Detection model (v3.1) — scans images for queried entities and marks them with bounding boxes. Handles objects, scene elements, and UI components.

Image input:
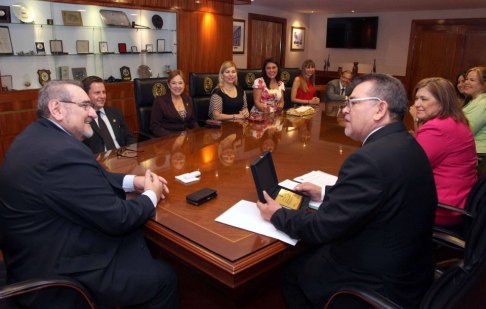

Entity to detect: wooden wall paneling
[0,111,37,159]
[177,10,233,74]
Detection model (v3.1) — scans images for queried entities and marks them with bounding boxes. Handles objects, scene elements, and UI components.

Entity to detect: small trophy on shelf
[164,65,171,75]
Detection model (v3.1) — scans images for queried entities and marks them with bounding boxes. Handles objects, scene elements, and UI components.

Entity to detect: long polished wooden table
[97,104,360,308]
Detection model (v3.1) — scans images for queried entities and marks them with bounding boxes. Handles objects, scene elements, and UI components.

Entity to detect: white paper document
[294,170,338,188]
[215,200,298,246]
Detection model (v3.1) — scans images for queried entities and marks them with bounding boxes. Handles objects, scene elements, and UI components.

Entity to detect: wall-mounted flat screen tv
[326,17,379,49]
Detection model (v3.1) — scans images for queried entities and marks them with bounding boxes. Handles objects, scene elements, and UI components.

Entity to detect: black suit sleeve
[271,150,385,244]
[43,147,155,236]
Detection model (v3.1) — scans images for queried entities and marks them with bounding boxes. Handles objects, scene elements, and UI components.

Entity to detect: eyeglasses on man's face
[344,97,382,111]
[60,100,94,111]
[117,147,144,158]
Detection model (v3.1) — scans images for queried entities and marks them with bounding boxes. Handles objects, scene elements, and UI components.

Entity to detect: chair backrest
[133,78,168,141]
[420,202,486,309]
[279,68,300,108]
[188,72,219,125]
[237,69,262,112]
[463,175,486,238]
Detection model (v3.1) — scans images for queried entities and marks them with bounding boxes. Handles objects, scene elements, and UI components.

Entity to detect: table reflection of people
[150,70,199,137]
[218,134,237,166]
[209,60,249,121]
[169,133,195,174]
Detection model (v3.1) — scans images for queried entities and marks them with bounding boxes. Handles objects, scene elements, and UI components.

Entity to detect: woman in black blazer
[150,70,199,137]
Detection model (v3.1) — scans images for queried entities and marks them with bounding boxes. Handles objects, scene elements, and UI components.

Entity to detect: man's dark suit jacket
[271,122,437,309]
[324,78,354,102]
[150,93,199,137]
[0,117,158,308]
[83,106,136,154]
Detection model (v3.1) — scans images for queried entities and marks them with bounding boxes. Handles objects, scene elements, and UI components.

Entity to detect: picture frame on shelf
[0,26,13,55]
[99,41,108,53]
[0,6,11,23]
[71,67,87,81]
[157,39,165,52]
[118,43,127,53]
[233,19,245,54]
[35,42,45,55]
[62,11,83,26]
[1,75,13,91]
[291,26,305,51]
[131,46,138,53]
[49,40,64,54]
[146,44,153,52]
[76,40,90,54]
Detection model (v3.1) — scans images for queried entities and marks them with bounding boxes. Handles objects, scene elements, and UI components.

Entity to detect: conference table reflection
[97,103,360,307]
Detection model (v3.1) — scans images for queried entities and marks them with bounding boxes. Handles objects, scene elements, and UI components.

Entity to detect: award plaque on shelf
[35,42,45,55]
[120,66,131,81]
[1,75,13,91]
[146,44,153,52]
[118,43,127,53]
[71,67,87,81]
[76,40,90,54]
[50,40,64,54]
[100,10,130,28]
[99,41,108,53]
[37,69,51,86]
[59,66,69,80]
[131,46,138,53]
[0,26,13,54]
[0,6,11,23]
[157,39,165,52]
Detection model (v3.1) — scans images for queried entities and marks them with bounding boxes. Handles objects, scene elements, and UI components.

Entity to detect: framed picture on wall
[233,19,245,54]
[291,26,305,51]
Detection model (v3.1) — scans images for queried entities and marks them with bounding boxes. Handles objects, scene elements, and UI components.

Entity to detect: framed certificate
[62,11,83,26]
[131,46,138,53]
[99,41,108,53]
[146,44,153,52]
[157,39,165,52]
[50,40,63,54]
[76,40,89,54]
[0,26,13,55]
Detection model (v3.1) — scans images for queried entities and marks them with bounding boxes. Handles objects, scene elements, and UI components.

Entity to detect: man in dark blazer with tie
[324,70,355,102]
[0,80,178,308]
[82,76,136,154]
[257,74,437,309]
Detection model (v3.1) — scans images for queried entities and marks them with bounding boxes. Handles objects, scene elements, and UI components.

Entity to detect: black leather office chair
[323,195,486,309]
[0,230,98,309]
[433,174,486,251]
[188,72,219,126]
[237,69,262,112]
[133,77,169,141]
[279,68,300,109]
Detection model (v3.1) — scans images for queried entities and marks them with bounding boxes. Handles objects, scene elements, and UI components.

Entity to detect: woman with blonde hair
[209,60,249,121]
[463,66,486,155]
[291,59,320,105]
[410,77,477,226]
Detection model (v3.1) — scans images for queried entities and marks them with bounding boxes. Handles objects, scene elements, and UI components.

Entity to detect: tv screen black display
[326,17,379,49]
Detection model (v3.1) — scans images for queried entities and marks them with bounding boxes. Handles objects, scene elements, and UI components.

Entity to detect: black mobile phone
[186,188,217,206]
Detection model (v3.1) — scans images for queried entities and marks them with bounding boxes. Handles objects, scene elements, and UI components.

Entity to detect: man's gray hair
[351,74,408,121]
[37,80,83,118]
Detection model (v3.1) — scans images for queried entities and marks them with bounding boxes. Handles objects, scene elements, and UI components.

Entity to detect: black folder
[251,151,309,210]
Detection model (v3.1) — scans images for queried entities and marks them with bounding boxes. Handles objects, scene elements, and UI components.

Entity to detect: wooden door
[454,24,486,74]
[248,14,286,69]
[406,24,459,97]
[406,18,486,98]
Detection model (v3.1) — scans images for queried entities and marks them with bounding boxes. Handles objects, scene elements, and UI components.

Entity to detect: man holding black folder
[257,74,437,309]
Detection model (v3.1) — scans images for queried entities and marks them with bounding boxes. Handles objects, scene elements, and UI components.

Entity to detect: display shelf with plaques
[0,0,177,90]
